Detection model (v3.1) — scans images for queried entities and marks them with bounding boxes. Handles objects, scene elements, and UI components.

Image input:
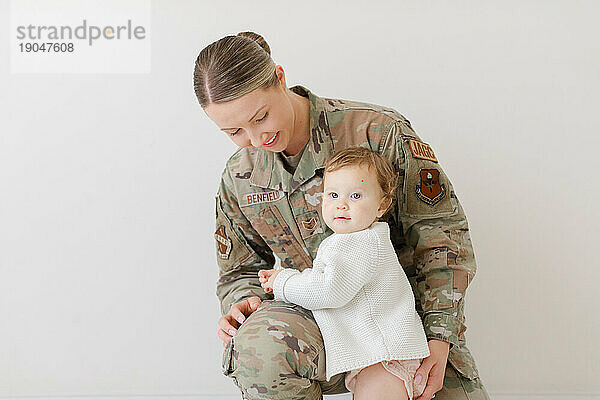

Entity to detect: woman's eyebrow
[221,105,266,130]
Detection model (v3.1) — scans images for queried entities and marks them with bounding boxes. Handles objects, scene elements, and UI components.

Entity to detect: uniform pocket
[252,205,313,270]
[215,196,252,274]
[221,337,235,376]
[447,343,480,380]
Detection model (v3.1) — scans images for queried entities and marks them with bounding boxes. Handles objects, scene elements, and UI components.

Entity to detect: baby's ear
[377,197,392,217]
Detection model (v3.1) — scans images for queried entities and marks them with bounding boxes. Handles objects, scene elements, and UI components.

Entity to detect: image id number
[19,42,74,53]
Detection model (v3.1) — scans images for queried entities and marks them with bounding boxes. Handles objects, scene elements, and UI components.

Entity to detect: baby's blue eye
[350,193,361,200]
[329,192,338,199]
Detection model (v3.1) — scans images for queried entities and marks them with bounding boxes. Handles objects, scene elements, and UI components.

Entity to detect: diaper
[344,359,426,399]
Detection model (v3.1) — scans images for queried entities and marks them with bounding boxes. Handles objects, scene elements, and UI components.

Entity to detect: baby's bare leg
[353,362,409,400]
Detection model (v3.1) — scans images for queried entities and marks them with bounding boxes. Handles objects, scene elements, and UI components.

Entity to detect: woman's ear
[377,197,392,218]
[275,65,286,88]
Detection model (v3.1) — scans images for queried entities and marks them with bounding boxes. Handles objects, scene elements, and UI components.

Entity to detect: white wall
[1,0,598,398]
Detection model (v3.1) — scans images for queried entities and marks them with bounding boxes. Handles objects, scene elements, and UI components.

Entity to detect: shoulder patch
[215,225,232,259]
[416,169,446,206]
[408,138,438,163]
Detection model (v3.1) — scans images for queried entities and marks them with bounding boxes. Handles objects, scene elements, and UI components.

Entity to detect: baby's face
[322,164,387,234]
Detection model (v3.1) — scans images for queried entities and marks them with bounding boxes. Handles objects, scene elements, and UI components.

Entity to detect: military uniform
[215,85,490,400]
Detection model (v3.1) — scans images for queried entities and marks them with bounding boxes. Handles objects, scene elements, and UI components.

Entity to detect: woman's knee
[229,300,324,384]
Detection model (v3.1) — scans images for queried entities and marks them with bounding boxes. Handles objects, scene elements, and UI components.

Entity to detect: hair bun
[237,31,271,56]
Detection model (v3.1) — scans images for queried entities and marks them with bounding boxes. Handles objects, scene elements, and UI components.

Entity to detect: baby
[259,146,431,400]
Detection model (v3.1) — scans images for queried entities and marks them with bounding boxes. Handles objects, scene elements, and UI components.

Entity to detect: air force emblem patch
[416,169,446,206]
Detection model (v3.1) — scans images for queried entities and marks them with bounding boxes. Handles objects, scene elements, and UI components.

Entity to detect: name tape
[408,139,438,163]
[240,190,283,207]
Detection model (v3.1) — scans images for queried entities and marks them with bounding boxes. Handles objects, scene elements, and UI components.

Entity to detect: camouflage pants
[221,300,490,400]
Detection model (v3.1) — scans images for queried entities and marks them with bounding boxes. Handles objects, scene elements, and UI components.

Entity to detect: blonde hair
[324,146,398,214]
[193,31,280,107]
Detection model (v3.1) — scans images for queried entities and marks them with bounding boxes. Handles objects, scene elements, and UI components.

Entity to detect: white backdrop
[1,0,599,399]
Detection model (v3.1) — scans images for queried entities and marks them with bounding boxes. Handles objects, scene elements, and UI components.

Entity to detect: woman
[194,31,490,400]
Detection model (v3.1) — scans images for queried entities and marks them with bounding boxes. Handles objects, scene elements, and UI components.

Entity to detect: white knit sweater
[272,222,431,381]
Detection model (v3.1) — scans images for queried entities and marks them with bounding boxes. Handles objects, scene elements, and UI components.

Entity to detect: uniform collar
[250,85,334,193]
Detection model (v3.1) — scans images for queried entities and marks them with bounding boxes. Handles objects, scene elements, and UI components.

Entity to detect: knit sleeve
[272,230,377,310]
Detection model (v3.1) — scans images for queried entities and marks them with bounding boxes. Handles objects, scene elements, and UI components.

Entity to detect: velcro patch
[408,139,438,163]
[215,225,232,259]
[416,169,446,206]
[240,190,284,207]
[302,217,317,231]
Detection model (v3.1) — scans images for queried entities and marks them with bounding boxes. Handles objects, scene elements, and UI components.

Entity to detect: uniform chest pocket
[251,205,313,271]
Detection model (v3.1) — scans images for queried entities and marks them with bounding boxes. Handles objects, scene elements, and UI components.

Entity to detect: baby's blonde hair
[324,146,398,214]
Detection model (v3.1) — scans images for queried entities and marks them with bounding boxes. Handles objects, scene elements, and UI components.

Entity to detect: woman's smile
[263,131,280,147]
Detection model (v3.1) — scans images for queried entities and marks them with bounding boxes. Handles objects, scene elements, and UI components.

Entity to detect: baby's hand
[258,269,281,294]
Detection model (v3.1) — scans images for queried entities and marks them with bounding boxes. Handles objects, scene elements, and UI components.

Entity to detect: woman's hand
[414,339,451,400]
[217,296,262,347]
[258,269,282,294]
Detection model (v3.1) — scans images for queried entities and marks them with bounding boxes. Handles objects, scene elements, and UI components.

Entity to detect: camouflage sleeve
[380,118,477,350]
[215,169,275,316]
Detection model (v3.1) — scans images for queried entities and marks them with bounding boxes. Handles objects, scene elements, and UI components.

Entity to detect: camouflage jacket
[214,85,481,380]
